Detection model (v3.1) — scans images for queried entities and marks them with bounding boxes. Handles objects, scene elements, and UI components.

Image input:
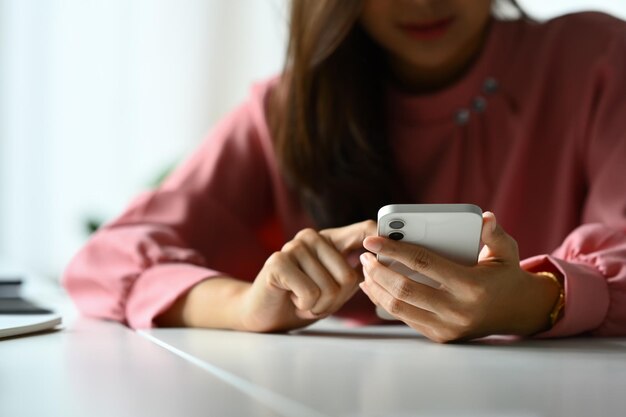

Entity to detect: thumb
[320,219,377,253]
[480,212,519,262]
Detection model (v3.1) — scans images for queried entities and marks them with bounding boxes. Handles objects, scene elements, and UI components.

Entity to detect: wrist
[510,270,563,336]
[535,271,565,328]
[157,277,251,330]
[203,277,251,331]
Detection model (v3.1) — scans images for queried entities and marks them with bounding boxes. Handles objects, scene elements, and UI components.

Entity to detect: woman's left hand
[359,212,561,343]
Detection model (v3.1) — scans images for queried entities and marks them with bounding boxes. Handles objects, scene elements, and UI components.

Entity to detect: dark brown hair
[270,0,524,229]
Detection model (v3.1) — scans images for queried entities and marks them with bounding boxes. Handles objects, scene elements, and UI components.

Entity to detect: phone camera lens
[388,231,404,241]
[389,220,405,229]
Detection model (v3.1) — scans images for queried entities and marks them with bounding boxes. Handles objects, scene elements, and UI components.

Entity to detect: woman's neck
[388,20,492,94]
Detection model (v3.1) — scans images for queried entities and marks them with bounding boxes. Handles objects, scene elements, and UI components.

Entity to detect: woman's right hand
[238,220,376,332]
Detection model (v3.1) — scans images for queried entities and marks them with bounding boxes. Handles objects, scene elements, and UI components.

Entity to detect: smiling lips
[399,17,455,40]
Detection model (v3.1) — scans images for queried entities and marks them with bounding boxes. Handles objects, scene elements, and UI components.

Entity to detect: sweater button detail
[455,108,470,125]
[472,96,487,112]
[483,77,499,95]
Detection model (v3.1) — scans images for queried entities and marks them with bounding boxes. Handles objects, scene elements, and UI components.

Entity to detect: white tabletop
[0,260,284,417]
[141,320,626,417]
[0,316,291,417]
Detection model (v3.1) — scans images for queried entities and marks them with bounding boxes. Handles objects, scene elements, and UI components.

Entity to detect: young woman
[63,0,626,342]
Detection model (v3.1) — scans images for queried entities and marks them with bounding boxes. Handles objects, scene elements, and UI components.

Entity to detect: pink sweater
[64,13,626,337]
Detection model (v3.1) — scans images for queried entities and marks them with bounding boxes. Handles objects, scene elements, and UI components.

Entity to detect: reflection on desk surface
[140,319,626,417]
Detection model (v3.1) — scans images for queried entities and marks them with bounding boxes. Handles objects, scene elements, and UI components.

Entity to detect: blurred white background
[1,0,625,279]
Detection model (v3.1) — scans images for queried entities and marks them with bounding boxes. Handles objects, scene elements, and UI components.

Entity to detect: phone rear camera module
[389,220,405,229]
[388,231,404,241]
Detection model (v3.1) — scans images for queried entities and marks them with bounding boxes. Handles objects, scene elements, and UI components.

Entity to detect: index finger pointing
[362,236,464,287]
[320,219,377,253]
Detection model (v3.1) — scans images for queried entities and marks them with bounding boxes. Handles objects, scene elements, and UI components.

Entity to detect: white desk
[0,316,294,417]
[2,262,626,417]
[0,265,283,417]
[141,321,626,417]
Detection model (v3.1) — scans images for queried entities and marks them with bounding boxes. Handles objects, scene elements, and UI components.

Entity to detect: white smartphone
[375,204,483,320]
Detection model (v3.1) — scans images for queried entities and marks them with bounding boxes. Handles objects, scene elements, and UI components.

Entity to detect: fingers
[362,235,464,288]
[264,252,322,312]
[479,212,519,262]
[359,254,479,344]
[282,238,343,314]
[274,227,362,316]
[360,252,443,313]
[359,265,440,329]
[294,228,359,289]
[291,263,337,316]
[320,219,376,253]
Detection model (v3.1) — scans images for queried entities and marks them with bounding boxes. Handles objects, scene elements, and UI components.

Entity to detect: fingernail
[484,211,496,233]
[363,237,382,252]
[360,252,371,266]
